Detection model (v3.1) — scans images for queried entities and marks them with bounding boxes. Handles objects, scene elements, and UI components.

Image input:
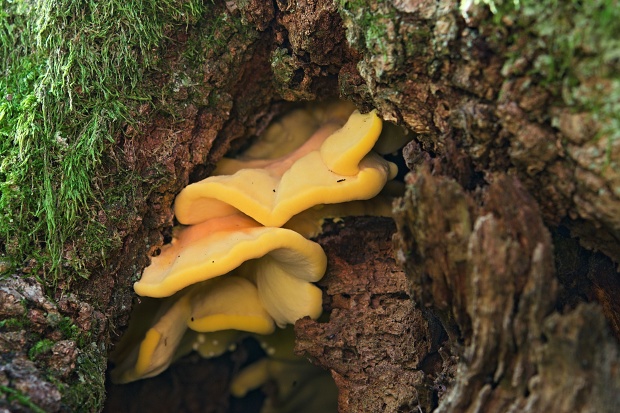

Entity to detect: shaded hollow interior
[103,101,413,412]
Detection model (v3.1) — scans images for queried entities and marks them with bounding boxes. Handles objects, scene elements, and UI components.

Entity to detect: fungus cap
[232,360,338,413]
[241,100,355,161]
[178,329,246,360]
[230,326,314,398]
[110,295,191,384]
[174,110,397,227]
[252,255,324,327]
[187,276,275,335]
[134,214,327,298]
[319,109,383,175]
[283,194,396,238]
[109,280,272,384]
[373,121,411,155]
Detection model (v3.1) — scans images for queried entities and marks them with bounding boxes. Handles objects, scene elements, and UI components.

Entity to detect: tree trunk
[1,0,619,412]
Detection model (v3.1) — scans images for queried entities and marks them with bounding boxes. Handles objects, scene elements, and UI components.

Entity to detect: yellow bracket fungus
[112,104,406,391]
[110,295,191,383]
[249,256,323,327]
[134,214,327,299]
[231,327,338,413]
[373,121,411,155]
[284,192,398,238]
[111,301,250,384]
[176,329,246,360]
[318,109,382,175]
[187,276,275,335]
[240,101,356,160]
[174,110,398,227]
[114,214,327,383]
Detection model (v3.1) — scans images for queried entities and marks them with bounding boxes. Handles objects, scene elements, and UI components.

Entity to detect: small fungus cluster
[231,326,338,413]
[110,101,404,406]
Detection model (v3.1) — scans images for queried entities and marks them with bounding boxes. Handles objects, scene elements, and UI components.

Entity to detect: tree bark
[1,0,619,412]
[394,169,620,412]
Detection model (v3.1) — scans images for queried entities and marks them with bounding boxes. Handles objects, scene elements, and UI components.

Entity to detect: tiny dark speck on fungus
[337,179,346,182]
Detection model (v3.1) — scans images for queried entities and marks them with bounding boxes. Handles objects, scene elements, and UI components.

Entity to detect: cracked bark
[394,168,620,412]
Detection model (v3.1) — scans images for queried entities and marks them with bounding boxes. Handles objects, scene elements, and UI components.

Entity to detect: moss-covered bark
[1,0,619,411]
[2,0,269,410]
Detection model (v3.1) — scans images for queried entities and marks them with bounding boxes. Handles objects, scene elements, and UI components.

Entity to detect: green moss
[337,0,400,76]
[270,47,297,86]
[0,0,259,284]
[28,338,55,360]
[476,0,620,157]
[0,385,47,413]
[57,315,80,338]
[0,0,212,282]
[59,342,106,412]
[0,298,106,409]
[337,0,392,48]
[180,7,256,108]
[464,0,520,15]
[183,9,250,65]
[0,317,26,330]
[1,3,259,409]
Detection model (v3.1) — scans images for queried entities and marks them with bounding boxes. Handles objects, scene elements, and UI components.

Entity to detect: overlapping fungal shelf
[110,101,405,411]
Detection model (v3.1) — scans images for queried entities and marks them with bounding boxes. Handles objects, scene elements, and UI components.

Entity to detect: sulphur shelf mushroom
[111,303,249,384]
[109,294,191,383]
[283,190,399,238]
[174,110,398,227]
[177,329,246,360]
[187,276,275,334]
[112,103,406,389]
[114,214,327,383]
[240,100,356,160]
[134,213,327,299]
[112,220,326,383]
[231,327,338,413]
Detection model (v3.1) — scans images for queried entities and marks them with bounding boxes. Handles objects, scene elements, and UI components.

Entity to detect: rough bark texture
[394,168,620,412]
[1,276,107,411]
[296,218,434,413]
[2,0,619,412]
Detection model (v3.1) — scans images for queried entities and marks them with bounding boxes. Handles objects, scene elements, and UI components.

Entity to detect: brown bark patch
[295,217,435,412]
